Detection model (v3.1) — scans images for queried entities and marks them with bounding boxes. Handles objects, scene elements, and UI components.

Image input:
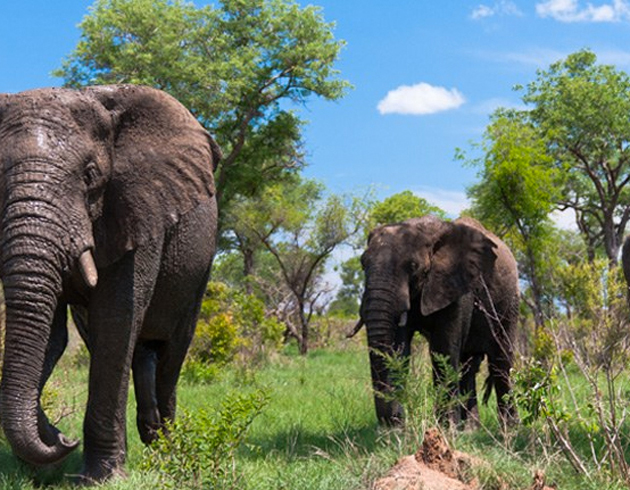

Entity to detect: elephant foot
[460,414,481,432]
[137,408,163,445]
[77,451,127,486]
[74,463,127,486]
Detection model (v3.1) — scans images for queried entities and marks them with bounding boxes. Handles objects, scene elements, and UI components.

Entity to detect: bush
[184,282,284,382]
[512,260,630,483]
[142,388,270,490]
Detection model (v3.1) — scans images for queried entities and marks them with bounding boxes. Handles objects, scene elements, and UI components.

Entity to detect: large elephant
[355,215,519,427]
[0,85,220,482]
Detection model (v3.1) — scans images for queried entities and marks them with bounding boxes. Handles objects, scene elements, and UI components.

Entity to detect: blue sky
[2,1,630,216]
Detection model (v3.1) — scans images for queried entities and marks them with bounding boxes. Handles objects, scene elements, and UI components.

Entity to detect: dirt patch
[372,428,555,490]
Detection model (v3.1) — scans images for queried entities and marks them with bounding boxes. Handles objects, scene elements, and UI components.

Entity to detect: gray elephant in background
[353,215,519,427]
[0,85,221,483]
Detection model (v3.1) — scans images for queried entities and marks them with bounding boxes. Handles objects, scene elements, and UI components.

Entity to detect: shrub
[142,388,270,490]
[184,282,284,383]
[512,260,630,483]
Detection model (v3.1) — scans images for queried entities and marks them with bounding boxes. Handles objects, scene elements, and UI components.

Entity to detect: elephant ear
[85,85,221,266]
[421,222,497,316]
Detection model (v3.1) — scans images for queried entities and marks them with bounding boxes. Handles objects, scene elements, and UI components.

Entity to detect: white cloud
[471,1,523,19]
[472,5,495,19]
[377,83,465,116]
[536,0,630,22]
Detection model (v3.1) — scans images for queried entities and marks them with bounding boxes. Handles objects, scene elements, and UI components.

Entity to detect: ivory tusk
[79,250,98,289]
[346,318,365,338]
[398,311,408,327]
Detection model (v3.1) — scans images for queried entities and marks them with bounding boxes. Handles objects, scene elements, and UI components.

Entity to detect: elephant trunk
[363,283,408,425]
[0,197,79,465]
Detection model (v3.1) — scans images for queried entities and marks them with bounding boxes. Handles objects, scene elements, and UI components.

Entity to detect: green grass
[2,340,630,489]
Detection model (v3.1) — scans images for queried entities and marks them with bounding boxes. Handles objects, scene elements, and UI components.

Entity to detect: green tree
[55,0,350,223]
[464,109,563,328]
[522,49,630,264]
[228,177,367,354]
[368,190,446,232]
[327,255,362,317]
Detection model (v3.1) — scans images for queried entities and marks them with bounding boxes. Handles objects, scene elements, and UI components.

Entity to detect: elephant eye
[84,161,100,187]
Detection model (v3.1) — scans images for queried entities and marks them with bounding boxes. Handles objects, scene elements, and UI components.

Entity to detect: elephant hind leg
[154,320,198,426]
[132,340,163,445]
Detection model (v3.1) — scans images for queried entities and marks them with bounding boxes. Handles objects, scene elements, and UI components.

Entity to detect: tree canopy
[222,176,368,353]
[522,49,630,263]
[55,0,350,219]
[368,190,446,231]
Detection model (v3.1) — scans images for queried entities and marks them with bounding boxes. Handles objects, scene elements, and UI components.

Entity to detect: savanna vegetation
[2,0,630,488]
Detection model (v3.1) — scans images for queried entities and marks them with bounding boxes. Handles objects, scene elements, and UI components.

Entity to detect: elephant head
[358,215,497,425]
[0,85,220,466]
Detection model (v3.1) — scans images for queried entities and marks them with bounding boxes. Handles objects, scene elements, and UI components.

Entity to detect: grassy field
[1,338,630,489]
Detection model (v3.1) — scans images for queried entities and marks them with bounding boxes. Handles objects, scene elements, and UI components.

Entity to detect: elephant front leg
[428,303,469,427]
[459,353,483,429]
[81,249,160,483]
[429,350,460,427]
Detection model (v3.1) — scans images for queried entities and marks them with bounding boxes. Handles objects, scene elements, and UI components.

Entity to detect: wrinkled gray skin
[358,216,519,427]
[0,85,220,483]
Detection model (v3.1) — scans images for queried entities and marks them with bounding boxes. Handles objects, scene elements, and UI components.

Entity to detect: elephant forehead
[368,227,407,249]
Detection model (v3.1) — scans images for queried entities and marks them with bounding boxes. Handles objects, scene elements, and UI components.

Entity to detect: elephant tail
[482,374,494,405]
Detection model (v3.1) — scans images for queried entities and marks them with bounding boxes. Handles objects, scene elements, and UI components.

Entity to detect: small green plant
[185,282,285,380]
[512,356,567,426]
[181,358,222,384]
[142,388,270,490]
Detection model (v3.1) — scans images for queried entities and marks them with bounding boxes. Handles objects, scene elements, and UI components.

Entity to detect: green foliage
[511,259,630,483]
[142,389,269,489]
[521,49,630,262]
[465,109,560,235]
[555,259,630,368]
[56,0,350,219]
[184,281,284,382]
[327,256,363,318]
[513,357,566,426]
[368,190,446,230]
[225,176,368,354]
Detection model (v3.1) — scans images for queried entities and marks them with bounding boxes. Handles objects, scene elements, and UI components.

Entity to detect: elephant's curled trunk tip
[1,416,80,467]
[79,249,98,289]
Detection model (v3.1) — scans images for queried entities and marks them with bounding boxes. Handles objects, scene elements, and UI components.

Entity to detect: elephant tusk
[346,319,364,338]
[79,250,98,289]
[398,311,408,327]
